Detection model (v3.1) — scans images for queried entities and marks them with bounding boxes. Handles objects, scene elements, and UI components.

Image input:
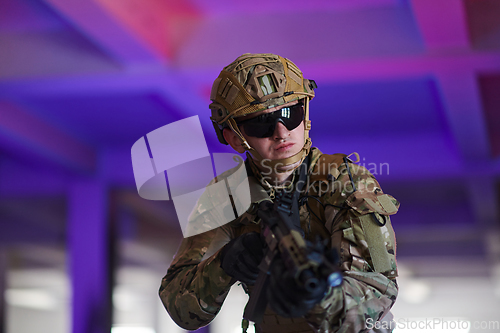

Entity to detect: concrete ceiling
[1,0,500,272]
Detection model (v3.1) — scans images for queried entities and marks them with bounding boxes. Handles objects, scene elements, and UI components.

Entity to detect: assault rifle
[243,189,343,324]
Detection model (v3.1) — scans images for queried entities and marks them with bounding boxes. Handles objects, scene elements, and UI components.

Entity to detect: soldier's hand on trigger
[220,232,265,285]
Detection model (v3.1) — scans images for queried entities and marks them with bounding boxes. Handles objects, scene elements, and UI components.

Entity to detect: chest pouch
[346,188,399,279]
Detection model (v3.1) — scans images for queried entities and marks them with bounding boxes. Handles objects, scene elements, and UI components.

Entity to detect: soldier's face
[239,101,305,162]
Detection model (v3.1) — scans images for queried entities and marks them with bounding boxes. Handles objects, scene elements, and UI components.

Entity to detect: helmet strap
[227,118,252,151]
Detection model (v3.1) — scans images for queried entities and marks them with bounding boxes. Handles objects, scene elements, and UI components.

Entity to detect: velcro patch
[378,194,398,215]
[346,192,399,216]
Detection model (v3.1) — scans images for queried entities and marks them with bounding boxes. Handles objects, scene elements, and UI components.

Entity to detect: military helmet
[209,53,317,170]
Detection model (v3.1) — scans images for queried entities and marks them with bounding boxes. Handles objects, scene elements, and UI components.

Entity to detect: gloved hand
[220,232,265,285]
[267,257,328,318]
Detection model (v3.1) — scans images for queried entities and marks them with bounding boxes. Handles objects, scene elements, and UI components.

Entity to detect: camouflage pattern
[209,53,315,127]
[159,147,399,333]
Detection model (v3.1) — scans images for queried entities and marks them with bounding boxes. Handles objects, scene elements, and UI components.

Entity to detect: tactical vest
[228,152,398,333]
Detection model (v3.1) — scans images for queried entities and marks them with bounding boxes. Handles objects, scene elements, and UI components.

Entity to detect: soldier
[159,53,399,333]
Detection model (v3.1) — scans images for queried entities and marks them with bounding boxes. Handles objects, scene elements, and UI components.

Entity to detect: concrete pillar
[68,180,112,333]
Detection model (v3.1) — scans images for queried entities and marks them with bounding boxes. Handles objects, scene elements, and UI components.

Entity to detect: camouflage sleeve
[159,222,234,330]
[306,162,399,333]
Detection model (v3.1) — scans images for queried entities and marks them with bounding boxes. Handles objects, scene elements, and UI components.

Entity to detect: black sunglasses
[236,103,305,138]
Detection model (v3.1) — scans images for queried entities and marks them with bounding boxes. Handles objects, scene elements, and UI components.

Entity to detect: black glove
[220,232,265,285]
[267,257,328,318]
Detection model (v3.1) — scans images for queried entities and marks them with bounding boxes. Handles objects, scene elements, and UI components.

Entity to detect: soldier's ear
[223,128,245,154]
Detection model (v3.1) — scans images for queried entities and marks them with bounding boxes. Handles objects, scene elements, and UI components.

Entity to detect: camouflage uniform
[159,147,399,333]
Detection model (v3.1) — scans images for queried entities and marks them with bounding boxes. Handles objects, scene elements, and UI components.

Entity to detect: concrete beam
[0,70,219,149]
[302,50,500,84]
[436,70,500,230]
[436,70,490,160]
[410,0,470,50]
[95,0,200,60]
[409,0,500,233]
[42,0,164,64]
[0,69,207,116]
[0,101,96,173]
[2,51,500,97]
[194,0,397,15]
[43,0,200,64]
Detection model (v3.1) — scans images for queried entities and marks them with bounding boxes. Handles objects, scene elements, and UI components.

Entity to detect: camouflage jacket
[159,148,399,333]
